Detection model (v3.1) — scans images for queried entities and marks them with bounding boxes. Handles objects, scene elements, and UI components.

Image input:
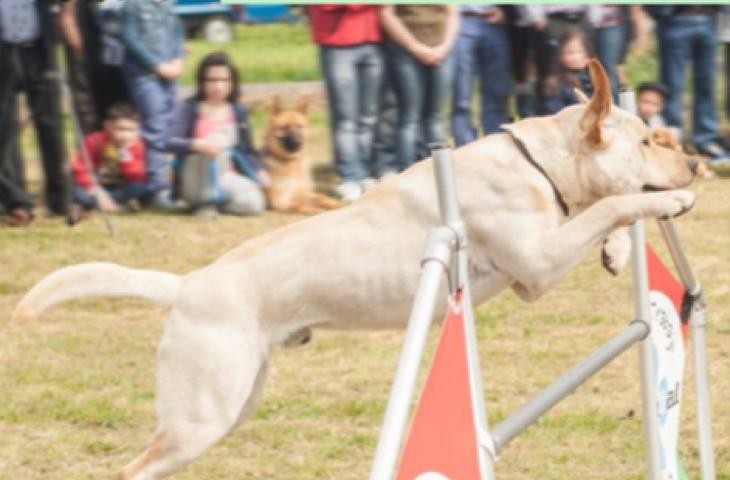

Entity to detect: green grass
[183,23,320,84]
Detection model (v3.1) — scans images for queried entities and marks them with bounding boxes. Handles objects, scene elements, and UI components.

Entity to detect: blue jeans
[320,44,383,182]
[451,17,510,145]
[657,15,719,147]
[596,23,626,103]
[387,42,453,170]
[127,76,177,195]
[73,182,147,209]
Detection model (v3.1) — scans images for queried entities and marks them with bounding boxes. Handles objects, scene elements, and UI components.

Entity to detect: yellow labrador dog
[9,60,696,480]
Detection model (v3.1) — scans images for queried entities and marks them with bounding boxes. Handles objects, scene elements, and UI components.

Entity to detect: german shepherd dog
[263,95,341,214]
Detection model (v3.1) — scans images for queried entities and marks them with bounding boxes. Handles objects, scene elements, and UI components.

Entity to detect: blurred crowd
[1,2,729,226]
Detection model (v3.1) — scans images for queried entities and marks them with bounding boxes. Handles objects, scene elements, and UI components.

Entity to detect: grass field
[2,24,729,480]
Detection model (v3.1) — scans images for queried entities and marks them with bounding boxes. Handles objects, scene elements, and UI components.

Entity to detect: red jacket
[307,5,382,46]
[72,131,146,189]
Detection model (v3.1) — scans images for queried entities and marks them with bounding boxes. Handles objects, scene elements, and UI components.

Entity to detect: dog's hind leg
[118,317,268,480]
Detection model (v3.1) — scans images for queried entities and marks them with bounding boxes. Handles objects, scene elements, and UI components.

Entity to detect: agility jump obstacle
[369,91,715,480]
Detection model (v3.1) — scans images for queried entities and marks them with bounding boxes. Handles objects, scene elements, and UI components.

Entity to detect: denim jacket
[120,0,184,80]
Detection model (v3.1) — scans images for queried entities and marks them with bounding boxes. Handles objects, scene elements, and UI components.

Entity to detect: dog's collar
[509,134,570,217]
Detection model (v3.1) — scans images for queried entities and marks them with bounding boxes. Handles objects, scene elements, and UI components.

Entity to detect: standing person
[0,0,71,222]
[166,52,268,219]
[120,0,185,206]
[307,5,383,203]
[648,5,730,170]
[382,5,459,170]
[59,0,129,134]
[451,5,510,146]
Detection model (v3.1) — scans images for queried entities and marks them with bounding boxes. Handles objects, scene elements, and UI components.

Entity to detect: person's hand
[193,139,224,158]
[257,170,272,188]
[534,18,547,31]
[92,187,120,213]
[484,7,505,24]
[413,44,444,66]
[156,60,184,81]
[168,58,185,78]
[629,16,652,56]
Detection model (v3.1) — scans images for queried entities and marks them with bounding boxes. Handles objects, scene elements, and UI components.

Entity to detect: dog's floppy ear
[271,95,283,116]
[296,95,311,115]
[580,59,612,146]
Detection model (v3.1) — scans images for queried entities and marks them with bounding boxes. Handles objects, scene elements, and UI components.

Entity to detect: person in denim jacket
[120,0,185,206]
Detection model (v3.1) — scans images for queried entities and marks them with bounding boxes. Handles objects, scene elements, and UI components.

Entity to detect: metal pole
[657,220,698,293]
[658,219,715,479]
[433,143,496,479]
[490,320,650,453]
[630,221,662,480]
[621,88,662,480]
[690,307,716,480]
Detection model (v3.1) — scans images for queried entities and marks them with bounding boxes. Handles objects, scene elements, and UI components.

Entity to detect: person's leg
[127,76,173,196]
[355,44,384,178]
[0,62,33,212]
[218,173,266,216]
[22,43,70,215]
[691,15,719,148]
[451,20,478,145]
[477,22,511,134]
[320,46,368,183]
[371,69,399,177]
[108,181,147,205]
[595,23,626,103]
[65,46,100,134]
[657,17,692,133]
[423,53,454,150]
[73,186,97,210]
[388,42,426,170]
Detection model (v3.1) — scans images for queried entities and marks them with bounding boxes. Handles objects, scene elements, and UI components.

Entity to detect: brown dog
[650,127,713,179]
[263,95,341,214]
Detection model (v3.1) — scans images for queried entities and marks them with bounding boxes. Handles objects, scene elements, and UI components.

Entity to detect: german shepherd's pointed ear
[580,59,612,146]
[296,95,311,115]
[271,95,283,116]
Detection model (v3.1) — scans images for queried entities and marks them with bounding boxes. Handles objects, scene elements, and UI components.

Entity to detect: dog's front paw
[657,190,696,219]
[601,227,631,276]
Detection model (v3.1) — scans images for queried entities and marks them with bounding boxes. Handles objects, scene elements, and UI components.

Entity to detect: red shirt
[307,5,382,46]
[72,131,146,189]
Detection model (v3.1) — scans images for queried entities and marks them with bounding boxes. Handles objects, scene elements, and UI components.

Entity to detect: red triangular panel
[646,244,688,339]
[396,301,481,480]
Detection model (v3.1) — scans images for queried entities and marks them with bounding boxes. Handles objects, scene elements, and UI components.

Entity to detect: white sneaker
[360,177,378,193]
[379,171,398,182]
[335,181,363,203]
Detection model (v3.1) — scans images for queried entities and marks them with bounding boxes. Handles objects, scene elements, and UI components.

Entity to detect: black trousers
[0,41,70,214]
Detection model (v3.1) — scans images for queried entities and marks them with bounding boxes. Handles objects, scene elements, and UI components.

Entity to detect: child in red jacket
[72,104,147,212]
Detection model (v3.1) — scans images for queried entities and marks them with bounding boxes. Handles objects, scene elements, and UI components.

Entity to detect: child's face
[202,65,233,103]
[637,90,665,121]
[106,118,140,148]
[560,38,589,70]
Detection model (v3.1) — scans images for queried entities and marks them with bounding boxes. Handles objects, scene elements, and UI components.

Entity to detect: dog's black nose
[687,157,698,175]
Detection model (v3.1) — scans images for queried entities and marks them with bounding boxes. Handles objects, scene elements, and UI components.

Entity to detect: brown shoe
[7,208,33,227]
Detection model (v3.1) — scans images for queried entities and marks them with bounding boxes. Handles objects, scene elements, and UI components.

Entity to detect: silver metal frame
[369,93,715,479]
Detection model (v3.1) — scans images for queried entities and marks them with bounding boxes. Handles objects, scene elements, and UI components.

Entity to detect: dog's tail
[9,262,181,327]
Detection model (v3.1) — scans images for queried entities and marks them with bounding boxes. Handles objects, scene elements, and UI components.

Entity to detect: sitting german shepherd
[263,95,341,214]
[10,61,696,479]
